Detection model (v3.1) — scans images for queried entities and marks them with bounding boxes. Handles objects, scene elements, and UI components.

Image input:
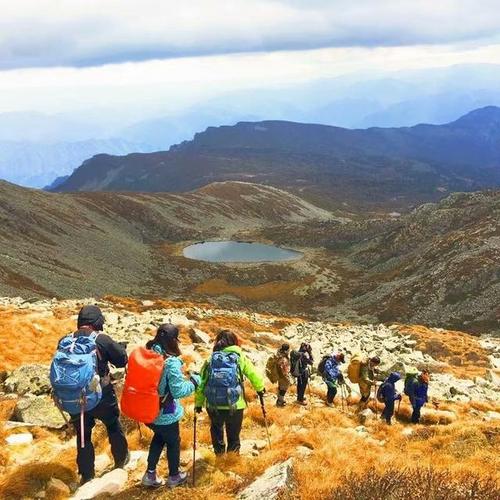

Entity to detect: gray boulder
[188,328,211,344]
[237,458,294,500]
[4,364,51,396]
[14,396,67,429]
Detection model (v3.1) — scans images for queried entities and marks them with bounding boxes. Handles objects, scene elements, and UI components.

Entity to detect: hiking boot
[142,470,165,488]
[115,451,130,469]
[326,402,334,408]
[276,400,286,407]
[80,475,94,486]
[296,400,307,406]
[167,471,188,488]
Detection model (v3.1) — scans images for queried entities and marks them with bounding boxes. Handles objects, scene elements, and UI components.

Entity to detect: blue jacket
[380,372,401,403]
[324,357,341,384]
[152,345,197,426]
[409,378,429,408]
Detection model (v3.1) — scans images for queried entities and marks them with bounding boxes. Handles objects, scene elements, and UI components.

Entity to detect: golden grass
[0,308,74,371]
[400,324,491,378]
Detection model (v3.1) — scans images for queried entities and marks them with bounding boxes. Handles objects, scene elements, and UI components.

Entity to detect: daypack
[290,350,301,378]
[347,354,363,383]
[205,351,242,408]
[266,354,279,383]
[121,347,166,424]
[404,372,418,396]
[317,355,331,378]
[50,332,102,415]
[377,383,387,403]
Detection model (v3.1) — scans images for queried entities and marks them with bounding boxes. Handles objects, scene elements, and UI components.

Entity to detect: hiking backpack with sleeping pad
[205,351,242,408]
[347,354,363,383]
[50,332,102,415]
[317,355,331,378]
[266,354,279,383]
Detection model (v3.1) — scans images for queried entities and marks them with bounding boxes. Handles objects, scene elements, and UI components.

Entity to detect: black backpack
[317,355,331,377]
[290,350,301,378]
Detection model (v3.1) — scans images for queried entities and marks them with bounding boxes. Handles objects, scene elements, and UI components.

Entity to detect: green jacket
[195,345,265,410]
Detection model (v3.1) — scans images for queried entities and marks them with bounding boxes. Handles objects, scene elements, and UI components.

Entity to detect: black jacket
[60,329,128,378]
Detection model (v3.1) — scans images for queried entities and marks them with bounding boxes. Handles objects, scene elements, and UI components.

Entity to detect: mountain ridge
[54,106,500,211]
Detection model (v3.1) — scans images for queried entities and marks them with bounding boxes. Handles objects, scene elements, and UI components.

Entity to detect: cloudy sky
[1,0,500,116]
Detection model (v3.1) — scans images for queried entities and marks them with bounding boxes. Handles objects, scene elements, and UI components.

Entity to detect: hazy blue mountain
[0,138,154,188]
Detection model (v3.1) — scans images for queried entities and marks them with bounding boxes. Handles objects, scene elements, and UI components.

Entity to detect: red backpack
[121,347,165,423]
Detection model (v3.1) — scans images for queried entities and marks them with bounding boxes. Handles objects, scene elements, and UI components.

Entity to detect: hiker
[195,330,265,455]
[357,356,381,410]
[378,372,402,424]
[290,343,313,405]
[51,305,129,485]
[140,324,200,488]
[275,343,292,407]
[320,352,346,407]
[406,370,430,424]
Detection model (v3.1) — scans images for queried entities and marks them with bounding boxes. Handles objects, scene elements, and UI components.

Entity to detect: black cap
[370,356,381,365]
[280,343,290,351]
[77,305,105,331]
[158,324,179,340]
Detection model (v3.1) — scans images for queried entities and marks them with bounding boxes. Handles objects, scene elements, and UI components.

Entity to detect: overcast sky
[1,0,500,115]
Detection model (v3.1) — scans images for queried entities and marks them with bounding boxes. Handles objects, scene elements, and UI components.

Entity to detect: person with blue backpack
[50,305,128,485]
[406,370,430,423]
[195,330,265,455]
[319,352,346,407]
[141,324,200,489]
[378,372,402,425]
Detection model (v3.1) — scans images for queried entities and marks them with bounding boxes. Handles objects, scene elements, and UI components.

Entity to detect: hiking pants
[146,422,180,476]
[411,402,422,423]
[358,380,372,402]
[382,400,395,424]
[296,372,309,402]
[326,383,337,404]
[70,386,128,481]
[207,408,244,455]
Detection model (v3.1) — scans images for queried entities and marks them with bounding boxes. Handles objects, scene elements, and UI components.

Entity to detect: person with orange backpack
[122,324,199,489]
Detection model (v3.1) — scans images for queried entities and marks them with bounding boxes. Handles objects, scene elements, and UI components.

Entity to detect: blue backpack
[50,333,102,415]
[205,351,242,408]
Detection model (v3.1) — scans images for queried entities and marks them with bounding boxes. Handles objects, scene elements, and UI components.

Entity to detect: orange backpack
[120,347,165,424]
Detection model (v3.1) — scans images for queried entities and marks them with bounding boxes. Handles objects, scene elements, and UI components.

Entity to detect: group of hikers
[49,305,431,489]
[266,343,430,426]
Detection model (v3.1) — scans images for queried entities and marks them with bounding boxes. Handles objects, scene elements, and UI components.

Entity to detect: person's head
[388,371,401,383]
[419,369,430,384]
[334,352,345,363]
[146,323,181,356]
[279,343,290,354]
[369,356,381,368]
[213,329,240,352]
[77,305,105,331]
[299,343,311,353]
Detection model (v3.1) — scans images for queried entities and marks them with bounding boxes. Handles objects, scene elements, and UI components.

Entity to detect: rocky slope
[1,180,498,334]
[0,297,499,499]
[54,107,500,211]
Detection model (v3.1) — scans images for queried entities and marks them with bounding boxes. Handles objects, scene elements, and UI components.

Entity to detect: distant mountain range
[0,138,154,188]
[55,106,500,211]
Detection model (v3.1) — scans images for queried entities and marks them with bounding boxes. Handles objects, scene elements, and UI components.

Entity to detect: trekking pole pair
[258,392,272,449]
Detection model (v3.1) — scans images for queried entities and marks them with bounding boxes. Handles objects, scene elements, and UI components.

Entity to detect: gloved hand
[189,373,201,389]
[396,394,402,401]
[195,406,203,414]
[257,389,266,398]
[338,373,345,384]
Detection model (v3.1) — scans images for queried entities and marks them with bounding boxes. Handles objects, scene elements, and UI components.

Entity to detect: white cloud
[1,0,500,69]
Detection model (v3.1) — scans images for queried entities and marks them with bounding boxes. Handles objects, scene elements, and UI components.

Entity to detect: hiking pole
[373,383,378,416]
[396,398,402,417]
[258,392,272,449]
[192,409,197,487]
